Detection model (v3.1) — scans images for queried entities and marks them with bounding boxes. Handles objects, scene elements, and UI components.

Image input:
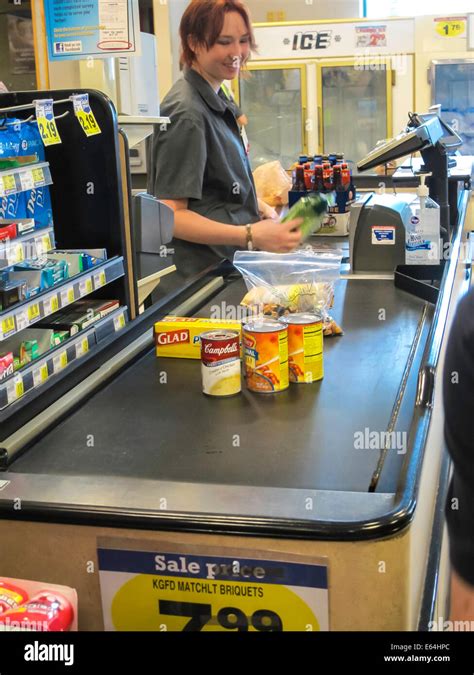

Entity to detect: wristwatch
[245,223,254,251]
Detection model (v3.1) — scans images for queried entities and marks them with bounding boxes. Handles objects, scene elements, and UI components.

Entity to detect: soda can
[280,313,324,384]
[243,318,289,393]
[201,330,241,396]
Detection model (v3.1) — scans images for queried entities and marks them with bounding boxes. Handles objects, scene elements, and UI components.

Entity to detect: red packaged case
[0,222,17,241]
[0,352,14,381]
[0,591,74,631]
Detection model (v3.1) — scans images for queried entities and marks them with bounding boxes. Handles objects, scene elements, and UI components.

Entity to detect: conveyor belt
[10,277,430,493]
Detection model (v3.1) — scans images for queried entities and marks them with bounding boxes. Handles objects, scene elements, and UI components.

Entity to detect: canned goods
[243,318,289,393]
[201,330,241,397]
[280,312,323,384]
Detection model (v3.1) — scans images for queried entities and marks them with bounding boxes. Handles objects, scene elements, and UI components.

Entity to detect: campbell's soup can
[0,580,28,614]
[243,318,289,393]
[0,591,74,631]
[201,330,241,396]
[280,313,324,384]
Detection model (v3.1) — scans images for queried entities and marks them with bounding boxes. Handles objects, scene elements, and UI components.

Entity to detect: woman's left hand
[258,198,278,221]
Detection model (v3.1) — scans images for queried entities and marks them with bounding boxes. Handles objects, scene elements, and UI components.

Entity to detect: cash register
[349,112,463,300]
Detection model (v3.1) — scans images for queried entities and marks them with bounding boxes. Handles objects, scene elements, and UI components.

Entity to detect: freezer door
[431,60,474,156]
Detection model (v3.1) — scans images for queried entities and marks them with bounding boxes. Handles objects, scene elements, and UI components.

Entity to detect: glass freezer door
[431,60,474,156]
[235,65,307,170]
[317,59,392,167]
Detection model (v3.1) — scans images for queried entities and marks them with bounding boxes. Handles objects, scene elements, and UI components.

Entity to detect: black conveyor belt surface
[10,279,428,492]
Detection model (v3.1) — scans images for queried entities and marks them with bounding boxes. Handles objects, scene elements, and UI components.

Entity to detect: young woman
[148,0,302,258]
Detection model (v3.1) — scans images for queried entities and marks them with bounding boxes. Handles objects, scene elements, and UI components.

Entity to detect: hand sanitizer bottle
[405,173,441,265]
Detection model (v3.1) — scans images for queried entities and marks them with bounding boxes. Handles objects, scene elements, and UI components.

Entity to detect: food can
[280,312,323,384]
[243,318,289,393]
[0,580,28,614]
[201,330,241,397]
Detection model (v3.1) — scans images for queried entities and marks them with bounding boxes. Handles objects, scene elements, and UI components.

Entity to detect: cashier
[147,0,302,259]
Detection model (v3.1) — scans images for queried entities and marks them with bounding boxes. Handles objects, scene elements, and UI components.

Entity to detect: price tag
[7,242,23,265]
[76,337,89,358]
[35,99,61,147]
[60,286,75,307]
[32,363,49,387]
[27,303,41,322]
[114,313,126,331]
[32,167,45,185]
[71,94,101,137]
[16,310,29,331]
[19,170,35,191]
[43,294,59,316]
[7,375,24,404]
[435,18,466,37]
[42,233,52,252]
[53,350,68,373]
[1,174,16,196]
[79,278,93,296]
[93,270,107,289]
[1,315,15,338]
[98,545,329,632]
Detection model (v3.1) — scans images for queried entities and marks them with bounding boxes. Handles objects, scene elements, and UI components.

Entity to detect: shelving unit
[0,227,54,269]
[0,161,52,198]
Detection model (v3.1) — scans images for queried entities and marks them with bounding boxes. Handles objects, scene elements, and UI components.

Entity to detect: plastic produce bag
[233,248,344,336]
[253,160,292,207]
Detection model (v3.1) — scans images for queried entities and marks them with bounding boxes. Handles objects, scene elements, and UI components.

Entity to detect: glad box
[154,317,242,359]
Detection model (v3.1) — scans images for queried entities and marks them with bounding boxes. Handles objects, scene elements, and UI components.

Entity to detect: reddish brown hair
[179,0,257,69]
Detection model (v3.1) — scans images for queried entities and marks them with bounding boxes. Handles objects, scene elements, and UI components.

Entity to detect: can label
[286,317,324,384]
[201,331,241,397]
[244,323,289,393]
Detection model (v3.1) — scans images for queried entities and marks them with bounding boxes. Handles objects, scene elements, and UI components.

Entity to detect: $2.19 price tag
[35,99,61,147]
[70,94,101,137]
[98,545,329,632]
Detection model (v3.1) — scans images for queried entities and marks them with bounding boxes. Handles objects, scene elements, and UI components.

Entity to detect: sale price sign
[98,543,329,631]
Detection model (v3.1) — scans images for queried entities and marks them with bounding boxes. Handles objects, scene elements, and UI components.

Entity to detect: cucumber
[281,194,328,240]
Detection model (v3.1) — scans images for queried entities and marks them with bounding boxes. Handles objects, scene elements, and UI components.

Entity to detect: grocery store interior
[0,0,473,633]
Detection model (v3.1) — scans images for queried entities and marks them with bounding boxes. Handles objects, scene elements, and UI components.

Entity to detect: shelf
[0,227,55,270]
[118,115,170,148]
[0,306,128,409]
[0,162,52,198]
[0,256,125,341]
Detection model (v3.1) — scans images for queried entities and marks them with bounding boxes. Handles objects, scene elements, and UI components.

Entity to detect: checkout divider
[0,182,471,630]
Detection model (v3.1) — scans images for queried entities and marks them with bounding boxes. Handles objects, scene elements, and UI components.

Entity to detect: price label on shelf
[1,315,15,338]
[43,294,59,316]
[35,99,62,147]
[32,167,45,185]
[41,233,52,252]
[60,285,75,307]
[7,242,23,265]
[76,337,90,358]
[32,363,49,387]
[79,277,93,297]
[1,173,16,196]
[27,303,41,323]
[71,94,101,137]
[19,170,35,192]
[93,270,107,289]
[6,375,24,404]
[53,350,68,373]
[98,544,329,632]
[16,310,29,331]
[113,314,126,332]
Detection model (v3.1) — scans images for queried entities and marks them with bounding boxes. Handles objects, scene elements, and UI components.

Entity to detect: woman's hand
[257,198,279,221]
[252,218,303,253]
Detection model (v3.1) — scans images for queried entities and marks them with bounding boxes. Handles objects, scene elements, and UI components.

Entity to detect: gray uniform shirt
[147,67,259,259]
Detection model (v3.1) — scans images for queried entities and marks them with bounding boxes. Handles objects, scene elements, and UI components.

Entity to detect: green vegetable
[281,194,328,240]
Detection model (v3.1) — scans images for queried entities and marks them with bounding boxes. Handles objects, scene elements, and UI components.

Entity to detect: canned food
[201,330,241,397]
[280,312,323,384]
[243,318,289,393]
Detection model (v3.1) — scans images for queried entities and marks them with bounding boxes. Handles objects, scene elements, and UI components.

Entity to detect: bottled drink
[292,166,306,192]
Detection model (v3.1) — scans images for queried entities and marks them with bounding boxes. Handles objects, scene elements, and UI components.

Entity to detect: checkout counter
[0,115,472,632]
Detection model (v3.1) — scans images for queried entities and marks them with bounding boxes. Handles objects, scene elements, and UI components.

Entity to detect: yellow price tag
[1,174,16,195]
[43,295,59,315]
[60,351,68,368]
[39,363,49,382]
[10,243,23,264]
[36,115,62,146]
[15,378,24,399]
[76,109,101,137]
[42,234,52,251]
[28,303,40,322]
[77,338,89,358]
[94,270,107,288]
[114,314,126,331]
[435,20,466,37]
[86,278,93,294]
[32,167,45,185]
[1,315,15,337]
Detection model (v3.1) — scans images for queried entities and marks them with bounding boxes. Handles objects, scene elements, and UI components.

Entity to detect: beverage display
[200,330,241,397]
[243,318,289,393]
[280,313,324,384]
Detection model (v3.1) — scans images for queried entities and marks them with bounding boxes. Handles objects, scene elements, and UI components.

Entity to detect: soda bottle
[292,165,306,192]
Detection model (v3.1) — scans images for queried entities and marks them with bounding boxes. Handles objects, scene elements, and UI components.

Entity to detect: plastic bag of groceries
[233,247,344,336]
[253,160,292,207]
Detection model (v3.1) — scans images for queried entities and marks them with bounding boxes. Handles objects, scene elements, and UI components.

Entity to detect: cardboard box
[154,316,242,359]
